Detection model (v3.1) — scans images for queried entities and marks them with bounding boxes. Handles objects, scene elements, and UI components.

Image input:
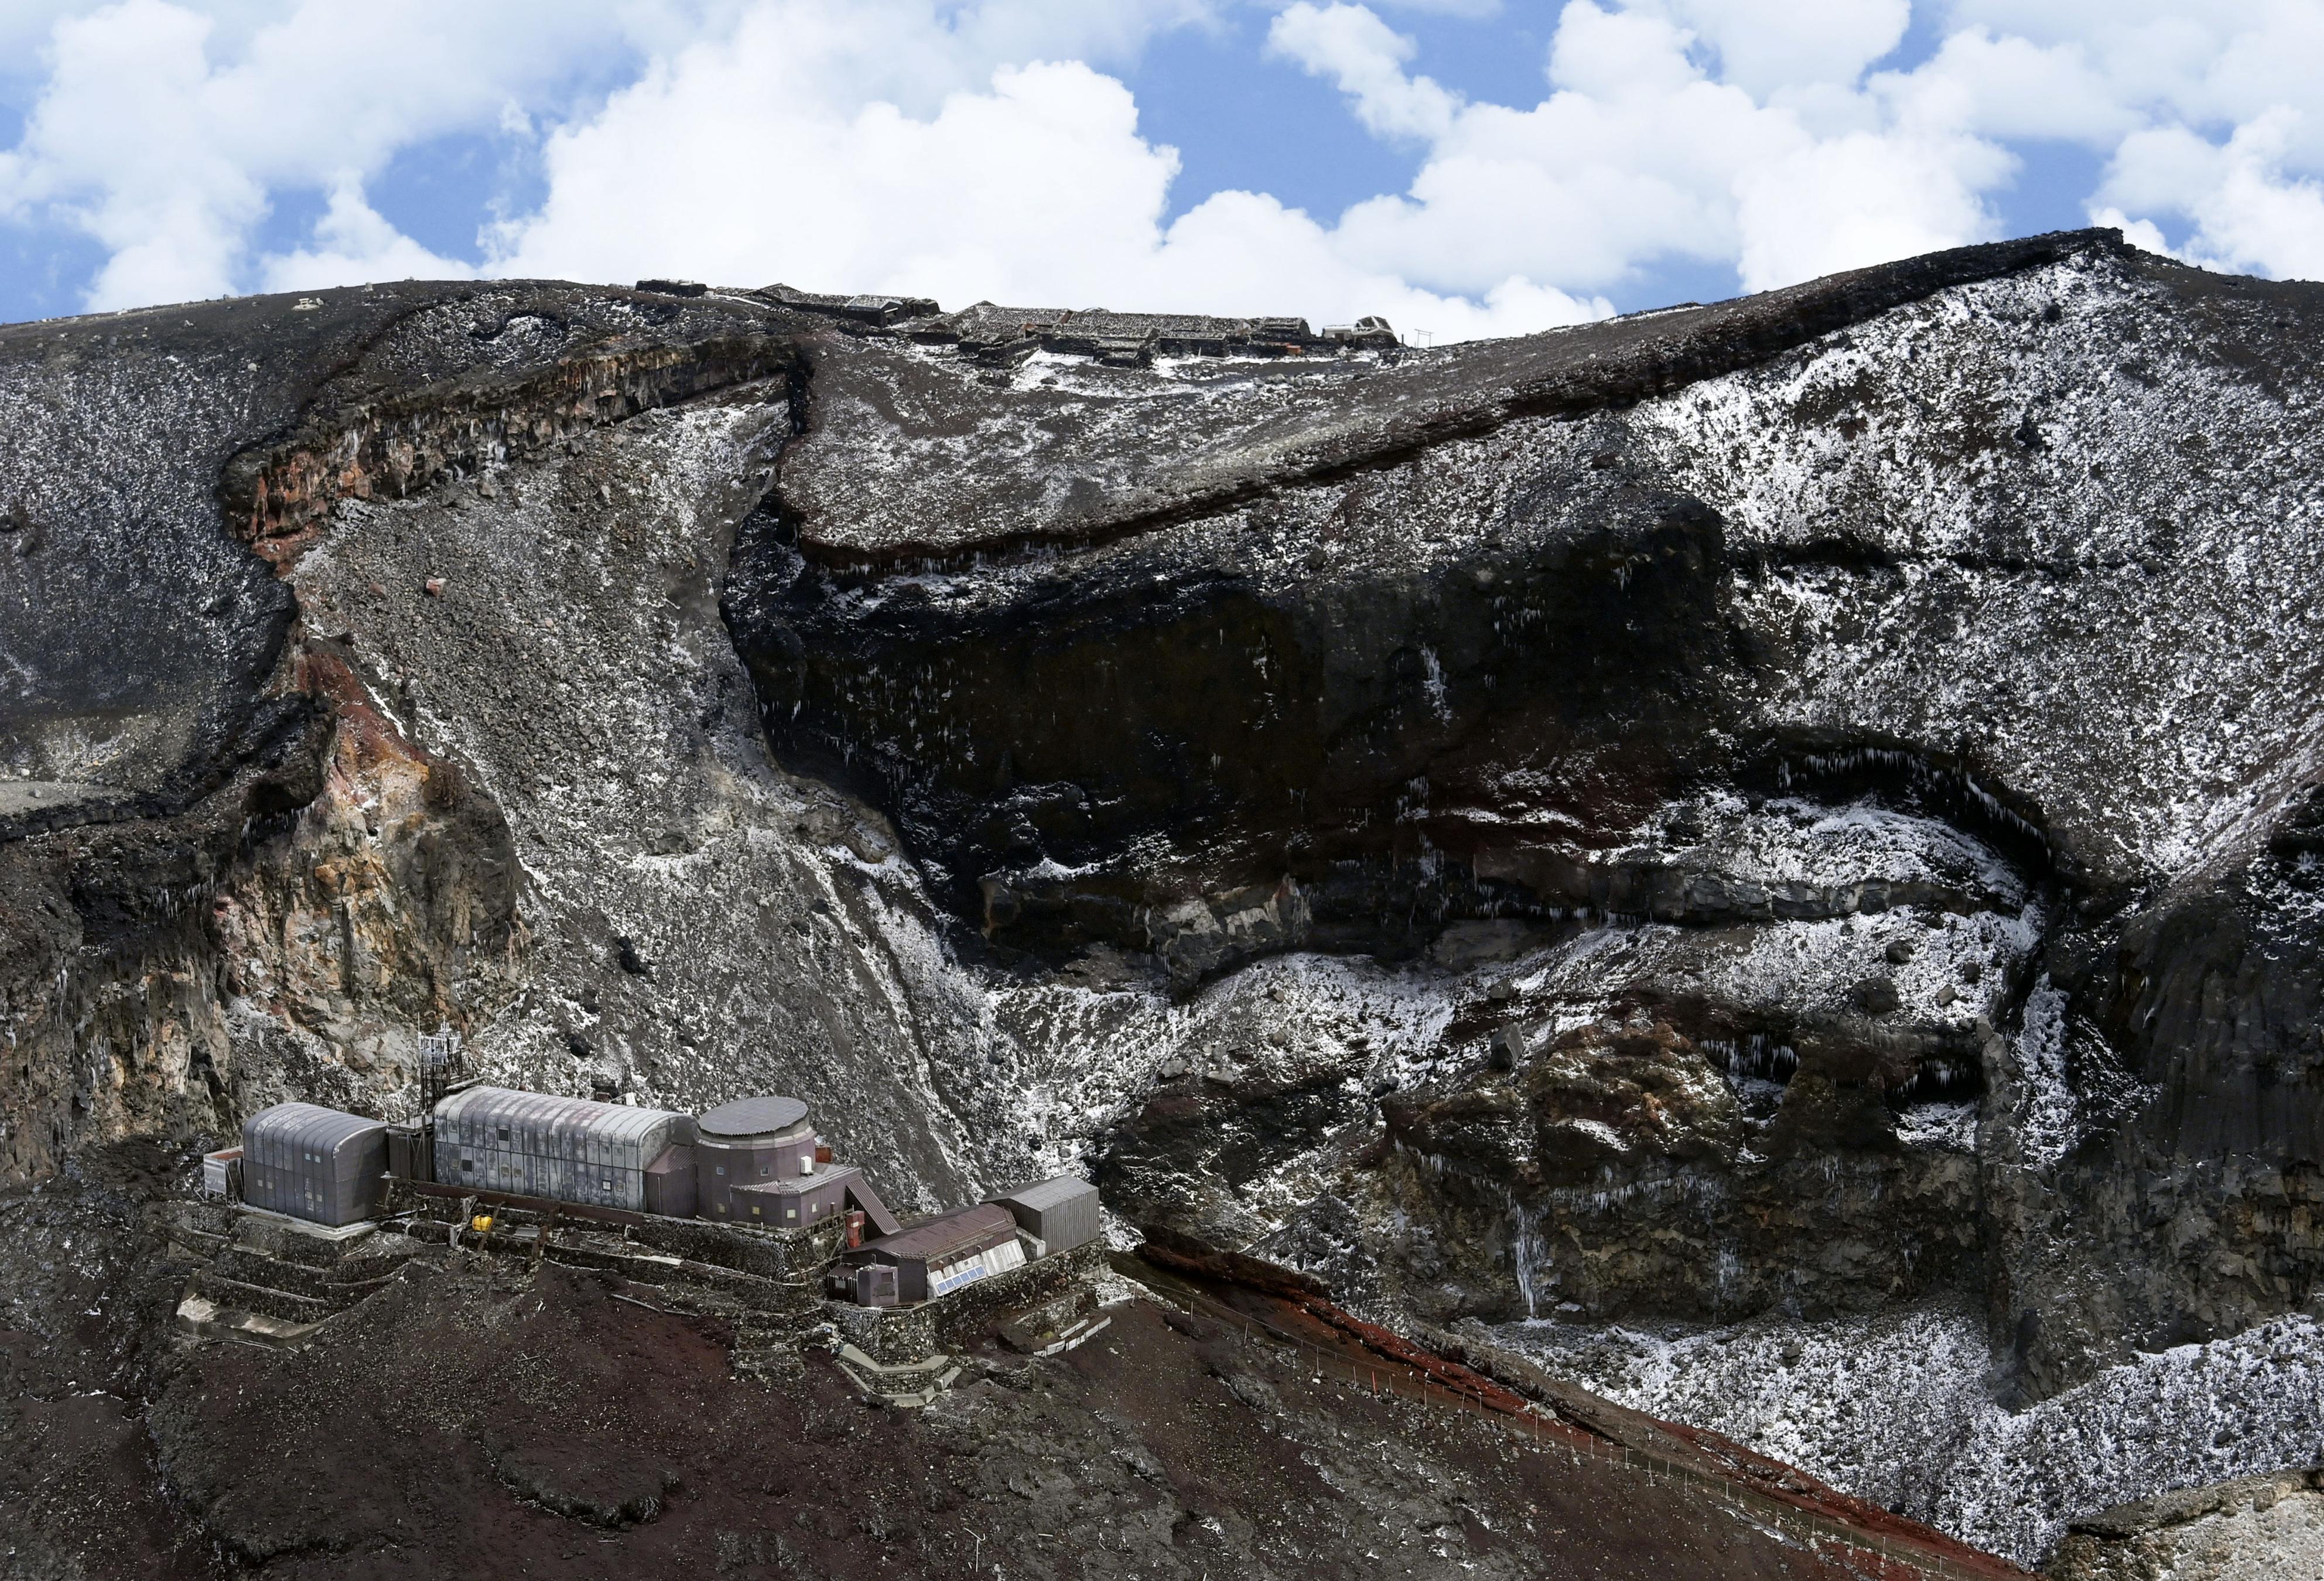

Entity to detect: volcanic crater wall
[733,229,2324,1412]
[0,279,1003,1208]
[4,235,2323,1566]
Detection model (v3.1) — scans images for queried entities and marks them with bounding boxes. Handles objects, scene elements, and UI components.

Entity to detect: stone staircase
[166,1201,428,1344]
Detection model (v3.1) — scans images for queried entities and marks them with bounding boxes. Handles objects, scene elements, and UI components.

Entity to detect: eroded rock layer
[739,232,2324,1402]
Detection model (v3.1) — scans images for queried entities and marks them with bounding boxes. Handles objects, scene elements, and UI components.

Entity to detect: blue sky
[1,2,2318,336]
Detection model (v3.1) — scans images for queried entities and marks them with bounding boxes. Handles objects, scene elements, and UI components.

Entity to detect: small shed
[990,1175,1101,1256]
[831,1203,1024,1305]
[241,1104,387,1227]
[200,1147,241,1199]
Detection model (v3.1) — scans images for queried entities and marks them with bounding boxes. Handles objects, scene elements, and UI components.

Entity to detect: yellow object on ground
[470,1214,493,1234]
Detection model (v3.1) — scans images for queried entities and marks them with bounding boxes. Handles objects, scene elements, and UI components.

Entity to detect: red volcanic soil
[127,1253,1884,1581]
[2,1159,2017,1580]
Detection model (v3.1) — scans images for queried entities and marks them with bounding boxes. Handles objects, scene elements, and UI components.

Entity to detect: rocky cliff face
[3,233,2322,1569]
[744,232,2324,1369]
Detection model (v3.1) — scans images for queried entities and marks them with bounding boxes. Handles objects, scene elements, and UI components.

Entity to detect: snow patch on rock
[1491,1305,2324,1566]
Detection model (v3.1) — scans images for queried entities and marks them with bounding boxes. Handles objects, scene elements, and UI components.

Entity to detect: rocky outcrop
[0,282,811,1187]
[738,230,2324,1559]
[2047,1469,2324,1580]
[739,226,2324,1407]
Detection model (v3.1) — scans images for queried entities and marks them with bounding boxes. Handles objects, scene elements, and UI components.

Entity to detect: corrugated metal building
[431,1086,689,1212]
[829,1203,1026,1305]
[728,1168,856,1231]
[241,1104,388,1226]
[989,1176,1101,1255]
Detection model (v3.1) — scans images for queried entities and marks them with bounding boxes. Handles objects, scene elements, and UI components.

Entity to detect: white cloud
[488,6,1604,336]
[1935,0,2324,281]
[1266,2,1460,143]
[1874,28,2130,146]
[259,177,474,293]
[1734,127,2006,292]
[1551,2,1702,98]
[4,1,264,306]
[5,0,2323,336]
[1298,1,2005,296]
[2097,110,2324,282]
[1280,0,2324,298]
[1653,0,1910,99]
[0,0,667,309]
[1136,188,1610,338]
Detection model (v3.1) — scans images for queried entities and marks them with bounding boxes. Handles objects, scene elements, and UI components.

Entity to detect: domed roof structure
[696,1094,809,1139]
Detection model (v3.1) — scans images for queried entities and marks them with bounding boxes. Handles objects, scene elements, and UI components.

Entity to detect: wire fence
[1126,1264,2015,1581]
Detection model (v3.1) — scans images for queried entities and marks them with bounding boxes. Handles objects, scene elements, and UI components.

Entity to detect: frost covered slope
[1488,1304,2324,1566]
[738,231,2324,1561]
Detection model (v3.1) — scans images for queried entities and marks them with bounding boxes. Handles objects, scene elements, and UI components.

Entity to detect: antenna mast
[418,1022,464,1116]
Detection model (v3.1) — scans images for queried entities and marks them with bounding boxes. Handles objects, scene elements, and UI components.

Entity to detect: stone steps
[833,1343,964,1408]
[188,1268,343,1325]
[206,1244,407,1302]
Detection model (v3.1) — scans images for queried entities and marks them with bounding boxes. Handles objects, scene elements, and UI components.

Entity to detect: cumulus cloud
[1303,0,2008,296]
[0,0,664,308]
[2,0,2321,338]
[1266,2,1460,143]
[1937,0,2324,273]
[259,179,475,293]
[1654,0,1909,99]
[488,4,1603,336]
[2098,112,2324,281]
[1278,0,2324,297]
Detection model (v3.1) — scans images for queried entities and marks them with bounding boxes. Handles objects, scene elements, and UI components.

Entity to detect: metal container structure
[432,1086,687,1212]
[200,1147,241,1199]
[840,1262,899,1306]
[831,1203,1025,1305]
[384,1121,429,1183]
[989,1175,1102,1256]
[241,1104,388,1226]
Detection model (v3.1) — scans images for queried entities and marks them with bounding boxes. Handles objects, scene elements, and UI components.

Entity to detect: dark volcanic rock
[730,227,2324,1416]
